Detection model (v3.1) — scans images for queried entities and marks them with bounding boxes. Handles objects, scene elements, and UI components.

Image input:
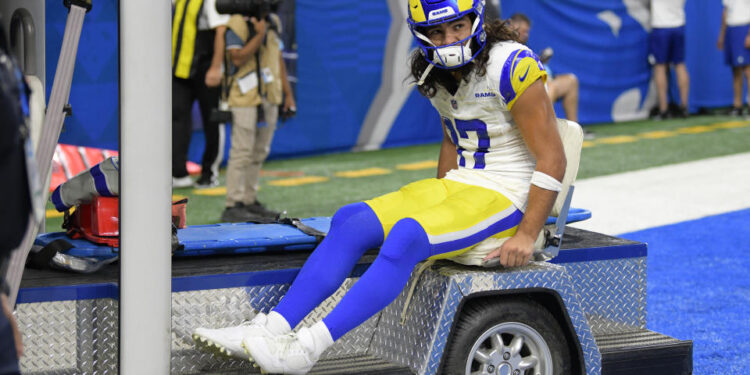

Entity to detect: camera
[280,105,296,121]
[215,0,280,20]
[210,100,233,123]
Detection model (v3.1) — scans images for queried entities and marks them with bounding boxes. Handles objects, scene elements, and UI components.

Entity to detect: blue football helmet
[407,0,486,69]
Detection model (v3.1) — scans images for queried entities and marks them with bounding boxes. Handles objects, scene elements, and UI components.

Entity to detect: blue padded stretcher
[34,210,591,261]
[34,217,331,260]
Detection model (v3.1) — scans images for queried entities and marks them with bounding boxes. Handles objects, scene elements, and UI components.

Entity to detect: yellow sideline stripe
[193,187,227,196]
[397,160,439,171]
[269,176,329,186]
[596,135,639,144]
[676,125,714,134]
[334,168,391,178]
[584,120,750,148]
[710,121,748,129]
[639,130,676,139]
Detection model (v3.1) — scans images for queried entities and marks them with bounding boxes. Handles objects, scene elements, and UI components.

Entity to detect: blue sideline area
[621,208,750,375]
[46,1,742,159]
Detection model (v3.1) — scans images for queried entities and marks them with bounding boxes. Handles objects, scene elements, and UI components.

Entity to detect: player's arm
[484,80,566,267]
[228,17,266,67]
[437,126,457,178]
[279,54,296,112]
[205,25,226,87]
[718,8,727,50]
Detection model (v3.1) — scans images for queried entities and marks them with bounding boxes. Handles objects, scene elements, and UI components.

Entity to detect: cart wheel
[442,297,571,375]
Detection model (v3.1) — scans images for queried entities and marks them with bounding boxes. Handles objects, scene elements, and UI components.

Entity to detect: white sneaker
[242,321,333,375]
[172,175,194,188]
[193,312,290,360]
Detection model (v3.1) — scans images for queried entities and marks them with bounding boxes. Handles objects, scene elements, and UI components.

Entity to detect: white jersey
[651,0,686,28]
[724,0,750,26]
[430,42,547,211]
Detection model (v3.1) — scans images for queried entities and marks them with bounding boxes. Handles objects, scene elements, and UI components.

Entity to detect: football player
[193,1,566,373]
[649,0,690,119]
[717,0,750,116]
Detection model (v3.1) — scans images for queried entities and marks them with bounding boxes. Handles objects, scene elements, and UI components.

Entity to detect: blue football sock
[274,202,383,328]
[323,218,431,341]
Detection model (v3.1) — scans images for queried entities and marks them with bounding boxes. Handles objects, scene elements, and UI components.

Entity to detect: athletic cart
[17,211,692,374]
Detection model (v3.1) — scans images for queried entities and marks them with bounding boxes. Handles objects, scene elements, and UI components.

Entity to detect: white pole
[119,0,172,373]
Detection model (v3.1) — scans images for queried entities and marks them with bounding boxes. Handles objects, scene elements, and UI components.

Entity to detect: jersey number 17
[443,117,490,169]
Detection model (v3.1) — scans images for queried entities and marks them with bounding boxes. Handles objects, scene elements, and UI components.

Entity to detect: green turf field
[44,115,750,230]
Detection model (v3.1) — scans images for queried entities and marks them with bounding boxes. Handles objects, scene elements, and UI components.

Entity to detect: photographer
[220,1,296,222]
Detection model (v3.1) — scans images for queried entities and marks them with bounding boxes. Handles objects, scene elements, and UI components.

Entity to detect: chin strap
[415,63,435,87]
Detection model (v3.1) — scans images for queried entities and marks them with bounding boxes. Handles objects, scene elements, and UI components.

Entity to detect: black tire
[442,297,572,375]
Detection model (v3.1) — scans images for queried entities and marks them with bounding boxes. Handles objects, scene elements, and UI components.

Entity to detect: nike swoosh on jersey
[518,65,530,82]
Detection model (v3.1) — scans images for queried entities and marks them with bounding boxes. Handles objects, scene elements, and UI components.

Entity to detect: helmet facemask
[408,0,487,70]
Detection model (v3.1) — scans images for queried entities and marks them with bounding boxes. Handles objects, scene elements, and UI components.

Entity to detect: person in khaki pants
[221,12,295,222]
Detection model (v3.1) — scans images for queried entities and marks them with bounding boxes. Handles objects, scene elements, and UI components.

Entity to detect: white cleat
[193,312,290,360]
[242,321,333,375]
[172,175,194,188]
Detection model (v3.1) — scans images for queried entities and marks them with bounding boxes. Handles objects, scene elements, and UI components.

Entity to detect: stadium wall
[501,0,737,122]
[44,0,743,160]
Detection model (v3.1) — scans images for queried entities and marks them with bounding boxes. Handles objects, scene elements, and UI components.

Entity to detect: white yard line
[570,152,750,235]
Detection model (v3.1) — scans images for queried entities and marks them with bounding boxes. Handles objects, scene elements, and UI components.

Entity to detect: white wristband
[530,171,562,192]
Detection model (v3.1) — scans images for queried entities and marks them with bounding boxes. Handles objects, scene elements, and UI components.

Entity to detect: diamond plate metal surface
[369,262,602,375]
[171,278,377,374]
[17,299,118,374]
[562,258,647,335]
[444,263,601,375]
[17,257,642,374]
[77,299,118,373]
[172,287,262,374]
[368,269,451,373]
[17,278,378,375]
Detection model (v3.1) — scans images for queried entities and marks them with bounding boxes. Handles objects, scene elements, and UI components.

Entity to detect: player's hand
[283,94,296,114]
[717,35,724,50]
[205,66,221,88]
[483,232,535,267]
[1,294,23,359]
[745,34,750,49]
[249,17,267,36]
